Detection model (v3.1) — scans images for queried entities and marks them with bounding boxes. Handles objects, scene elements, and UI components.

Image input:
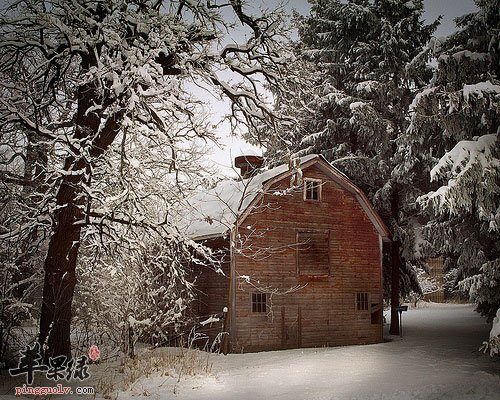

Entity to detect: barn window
[296,230,330,276]
[252,292,267,313]
[304,179,321,201]
[356,292,369,311]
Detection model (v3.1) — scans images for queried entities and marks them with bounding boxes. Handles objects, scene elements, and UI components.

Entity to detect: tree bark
[389,187,401,335]
[389,239,400,335]
[38,177,83,359]
[37,36,125,358]
[37,106,124,360]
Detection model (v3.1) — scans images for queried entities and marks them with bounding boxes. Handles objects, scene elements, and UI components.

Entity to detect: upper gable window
[304,179,321,201]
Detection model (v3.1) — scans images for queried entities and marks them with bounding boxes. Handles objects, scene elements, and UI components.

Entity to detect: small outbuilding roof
[180,154,390,241]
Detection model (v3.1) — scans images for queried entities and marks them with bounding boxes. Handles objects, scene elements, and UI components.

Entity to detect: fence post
[221,307,229,355]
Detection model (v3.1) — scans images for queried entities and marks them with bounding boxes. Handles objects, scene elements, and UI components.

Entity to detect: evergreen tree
[397,0,499,320]
[257,0,439,333]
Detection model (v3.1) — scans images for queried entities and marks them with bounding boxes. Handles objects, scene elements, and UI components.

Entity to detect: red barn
[184,154,390,352]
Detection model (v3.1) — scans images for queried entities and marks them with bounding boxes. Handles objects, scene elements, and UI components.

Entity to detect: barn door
[281,305,301,349]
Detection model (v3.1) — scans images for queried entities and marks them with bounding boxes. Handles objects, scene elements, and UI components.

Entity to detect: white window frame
[303,178,322,201]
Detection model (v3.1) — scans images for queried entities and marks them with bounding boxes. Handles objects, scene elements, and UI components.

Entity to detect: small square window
[252,293,267,313]
[356,292,369,311]
[304,179,321,201]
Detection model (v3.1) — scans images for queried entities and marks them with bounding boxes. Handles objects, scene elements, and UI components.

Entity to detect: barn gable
[181,154,389,242]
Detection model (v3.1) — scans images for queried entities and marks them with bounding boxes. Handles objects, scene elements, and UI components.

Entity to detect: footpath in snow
[117,303,500,400]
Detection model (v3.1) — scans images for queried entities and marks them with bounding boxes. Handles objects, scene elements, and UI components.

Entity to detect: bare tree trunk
[389,188,400,335]
[389,239,400,335]
[37,44,123,357]
[38,171,84,359]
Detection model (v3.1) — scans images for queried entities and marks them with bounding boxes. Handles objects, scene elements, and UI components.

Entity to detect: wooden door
[281,305,301,349]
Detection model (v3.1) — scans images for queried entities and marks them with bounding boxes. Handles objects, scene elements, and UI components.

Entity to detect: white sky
[208,0,478,176]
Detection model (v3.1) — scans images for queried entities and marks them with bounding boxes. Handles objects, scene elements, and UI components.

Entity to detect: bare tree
[181,158,307,334]
[0,0,294,359]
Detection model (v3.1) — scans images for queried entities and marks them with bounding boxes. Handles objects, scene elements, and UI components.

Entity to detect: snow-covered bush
[0,261,41,367]
[408,267,438,307]
[480,308,500,357]
[443,267,459,298]
[0,182,45,366]
[73,236,214,359]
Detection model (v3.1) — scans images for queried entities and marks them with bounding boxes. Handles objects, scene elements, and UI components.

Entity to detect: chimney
[234,155,264,179]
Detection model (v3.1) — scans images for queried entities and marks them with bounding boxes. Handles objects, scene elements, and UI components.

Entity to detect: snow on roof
[178,153,390,241]
[179,154,317,240]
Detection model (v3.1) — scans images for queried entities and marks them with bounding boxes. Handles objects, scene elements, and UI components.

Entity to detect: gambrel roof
[181,154,390,241]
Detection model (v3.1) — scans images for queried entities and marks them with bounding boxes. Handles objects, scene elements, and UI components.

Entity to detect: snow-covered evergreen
[481,307,500,356]
[258,0,440,300]
[398,0,499,320]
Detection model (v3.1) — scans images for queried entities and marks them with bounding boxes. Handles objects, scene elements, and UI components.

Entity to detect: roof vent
[234,155,264,179]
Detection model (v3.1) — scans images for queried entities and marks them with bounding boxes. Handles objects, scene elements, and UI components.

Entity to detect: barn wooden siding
[231,165,383,352]
[193,237,231,347]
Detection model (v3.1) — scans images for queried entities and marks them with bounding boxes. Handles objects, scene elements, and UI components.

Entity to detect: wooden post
[228,228,237,351]
[281,306,286,349]
[298,305,302,348]
[221,307,229,355]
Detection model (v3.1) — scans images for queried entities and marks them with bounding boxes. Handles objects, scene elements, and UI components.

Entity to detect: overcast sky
[1,0,478,173]
[286,0,478,37]
[211,0,479,174]
[422,0,478,37]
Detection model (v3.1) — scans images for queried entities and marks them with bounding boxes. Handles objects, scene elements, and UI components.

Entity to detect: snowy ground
[1,303,499,399]
[117,303,499,400]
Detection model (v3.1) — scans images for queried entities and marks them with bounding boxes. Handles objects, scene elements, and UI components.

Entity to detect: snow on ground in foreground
[117,304,500,400]
[1,304,498,399]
